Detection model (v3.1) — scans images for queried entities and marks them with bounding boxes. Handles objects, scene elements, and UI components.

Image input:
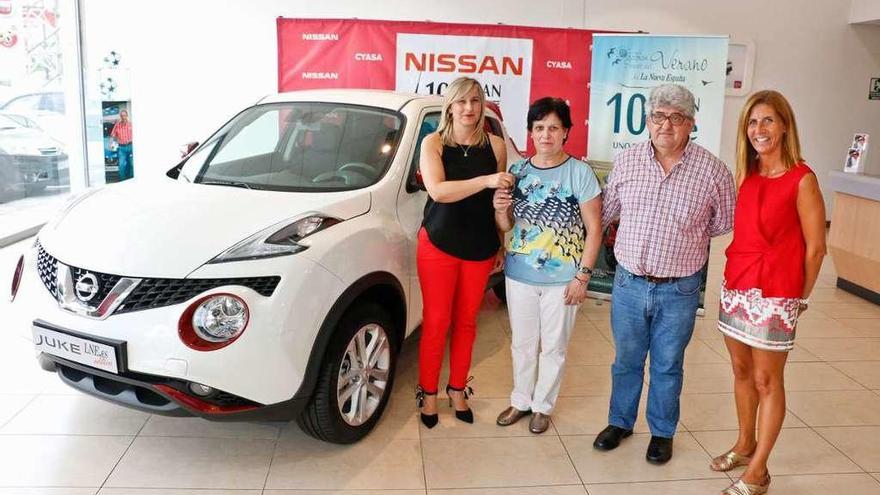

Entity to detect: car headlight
[209,214,341,263]
[178,294,249,351]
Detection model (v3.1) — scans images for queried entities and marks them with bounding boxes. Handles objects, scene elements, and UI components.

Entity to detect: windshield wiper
[200,179,259,190]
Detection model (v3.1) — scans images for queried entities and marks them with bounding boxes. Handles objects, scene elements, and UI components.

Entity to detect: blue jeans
[117,143,133,181]
[607,264,702,438]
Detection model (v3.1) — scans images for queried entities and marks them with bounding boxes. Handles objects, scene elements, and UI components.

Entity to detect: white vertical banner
[587,34,729,162]
[395,33,533,149]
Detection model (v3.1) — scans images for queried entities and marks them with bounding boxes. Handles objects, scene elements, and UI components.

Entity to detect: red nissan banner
[277,18,600,157]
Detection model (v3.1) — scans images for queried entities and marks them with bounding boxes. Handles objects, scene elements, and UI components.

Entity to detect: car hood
[38,178,371,278]
[0,127,64,156]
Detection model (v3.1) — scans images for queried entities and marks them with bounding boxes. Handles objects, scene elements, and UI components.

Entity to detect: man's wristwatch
[577,266,594,276]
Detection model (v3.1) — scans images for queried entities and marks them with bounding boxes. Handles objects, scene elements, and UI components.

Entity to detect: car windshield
[180,102,404,192]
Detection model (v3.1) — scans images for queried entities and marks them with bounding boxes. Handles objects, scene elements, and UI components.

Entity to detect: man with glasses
[592,84,735,464]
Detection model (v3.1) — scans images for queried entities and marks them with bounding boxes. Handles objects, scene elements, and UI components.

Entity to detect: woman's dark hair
[527,97,573,132]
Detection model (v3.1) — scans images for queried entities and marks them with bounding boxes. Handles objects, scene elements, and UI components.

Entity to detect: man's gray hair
[648,84,696,119]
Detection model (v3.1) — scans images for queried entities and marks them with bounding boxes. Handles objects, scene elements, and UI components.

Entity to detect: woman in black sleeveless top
[416,77,513,428]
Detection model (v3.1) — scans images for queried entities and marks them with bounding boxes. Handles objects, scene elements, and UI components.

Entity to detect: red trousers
[417,228,494,393]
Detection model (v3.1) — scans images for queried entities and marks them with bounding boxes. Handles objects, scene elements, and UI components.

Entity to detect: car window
[406,111,440,193]
[180,102,403,192]
[44,93,65,113]
[3,95,41,113]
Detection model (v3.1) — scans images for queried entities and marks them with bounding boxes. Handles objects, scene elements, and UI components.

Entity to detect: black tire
[297,303,397,444]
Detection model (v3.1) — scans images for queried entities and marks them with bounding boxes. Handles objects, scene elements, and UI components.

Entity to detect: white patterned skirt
[718,281,801,352]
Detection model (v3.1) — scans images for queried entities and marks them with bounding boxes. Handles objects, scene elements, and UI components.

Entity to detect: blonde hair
[735,90,803,187]
[437,77,489,147]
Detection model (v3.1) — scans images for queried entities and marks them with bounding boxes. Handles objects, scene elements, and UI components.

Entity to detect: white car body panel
[10,89,520,423]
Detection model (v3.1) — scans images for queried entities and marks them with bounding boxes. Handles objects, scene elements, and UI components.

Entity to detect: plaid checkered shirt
[601,140,735,278]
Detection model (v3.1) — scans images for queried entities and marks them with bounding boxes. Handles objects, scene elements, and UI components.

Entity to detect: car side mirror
[180,141,199,158]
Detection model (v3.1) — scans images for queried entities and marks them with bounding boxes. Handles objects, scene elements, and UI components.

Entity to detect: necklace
[459,143,473,157]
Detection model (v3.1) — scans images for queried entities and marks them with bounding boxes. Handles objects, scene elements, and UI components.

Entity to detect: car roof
[259,89,444,110]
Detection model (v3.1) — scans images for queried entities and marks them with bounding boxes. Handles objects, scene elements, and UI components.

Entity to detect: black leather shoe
[646,435,673,464]
[593,425,633,451]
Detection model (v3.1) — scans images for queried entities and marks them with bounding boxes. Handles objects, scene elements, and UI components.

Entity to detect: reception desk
[828,171,880,304]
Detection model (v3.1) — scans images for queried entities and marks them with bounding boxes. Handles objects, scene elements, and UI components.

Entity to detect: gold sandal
[721,473,770,495]
[710,450,752,472]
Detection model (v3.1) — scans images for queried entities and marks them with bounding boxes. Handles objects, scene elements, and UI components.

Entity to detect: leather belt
[639,274,677,284]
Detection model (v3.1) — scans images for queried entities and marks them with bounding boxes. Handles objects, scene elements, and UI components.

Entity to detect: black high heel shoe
[416,385,438,428]
[446,376,474,424]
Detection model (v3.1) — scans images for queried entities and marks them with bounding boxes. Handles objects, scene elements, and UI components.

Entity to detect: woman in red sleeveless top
[712,91,827,495]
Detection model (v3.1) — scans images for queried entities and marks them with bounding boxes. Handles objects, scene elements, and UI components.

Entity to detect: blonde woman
[416,77,512,428]
[713,90,826,495]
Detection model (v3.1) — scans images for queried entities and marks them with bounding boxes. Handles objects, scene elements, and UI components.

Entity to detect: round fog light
[179,293,250,351]
[188,383,214,397]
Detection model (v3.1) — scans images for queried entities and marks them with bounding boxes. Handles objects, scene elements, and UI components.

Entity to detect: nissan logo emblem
[74,273,99,302]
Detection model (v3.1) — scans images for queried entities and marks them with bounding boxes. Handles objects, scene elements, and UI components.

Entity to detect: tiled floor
[1,234,880,494]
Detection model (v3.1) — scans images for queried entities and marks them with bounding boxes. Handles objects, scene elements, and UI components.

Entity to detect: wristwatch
[577,266,594,276]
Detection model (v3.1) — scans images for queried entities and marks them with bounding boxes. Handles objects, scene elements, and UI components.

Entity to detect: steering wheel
[311,162,375,185]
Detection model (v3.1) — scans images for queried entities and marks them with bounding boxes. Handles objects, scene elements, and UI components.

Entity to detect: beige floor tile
[692,317,721,340]
[816,426,880,471]
[795,318,865,338]
[684,339,727,364]
[560,364,612,396]
[565,338,615,365]
[873,473,880,483]
[138,415,281,439]
[585,479,733,495]
[798,338,880,361]
[267,428,423,490]
[693,428,861,476]
[420,397,546,438]
[266,491,423,495]
[100,490,261,495]
[837,319,880,337]
[1,394,149,435]
[765,473,880,495]
[0,393,34,427]
[788,390,880,426]
[809,288,867,304]
[422,436,579,488]
[105,436,274,489]
[428,486,587,495]
[699,336,733,363]
[0,435,131,487]
[812,303,880,319]
[569,319,608,341]
[678,393,805,431]
[681,363,735,394]
[551,394,651,436]
[784,362,865,391]
[457,364,513,399]
[0,490,97,495]
[832,361,880,389]
[562,432,726,483]
[786,343,822,363]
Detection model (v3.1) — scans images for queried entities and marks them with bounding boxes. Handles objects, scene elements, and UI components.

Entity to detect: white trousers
[505,277,579,414]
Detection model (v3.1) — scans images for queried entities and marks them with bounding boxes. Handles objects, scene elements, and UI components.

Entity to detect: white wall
[84,0,880,215]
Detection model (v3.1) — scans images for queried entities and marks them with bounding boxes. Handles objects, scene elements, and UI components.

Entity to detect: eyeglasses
[649,112,690,126]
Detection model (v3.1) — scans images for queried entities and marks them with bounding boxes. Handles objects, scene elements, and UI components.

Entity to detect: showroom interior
[1,0,880,493]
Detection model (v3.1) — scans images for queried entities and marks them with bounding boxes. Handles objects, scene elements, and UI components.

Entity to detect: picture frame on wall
[726,39,755,96]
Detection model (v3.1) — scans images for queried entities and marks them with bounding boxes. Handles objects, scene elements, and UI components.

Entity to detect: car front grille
[115,276,280,314]
[35,241,281,315]
[36,242,59,298]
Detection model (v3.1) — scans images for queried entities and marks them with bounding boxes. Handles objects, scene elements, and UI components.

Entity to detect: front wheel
[297,303,397,444]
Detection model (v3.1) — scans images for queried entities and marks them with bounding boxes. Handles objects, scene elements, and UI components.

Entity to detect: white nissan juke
[8,89,517,443]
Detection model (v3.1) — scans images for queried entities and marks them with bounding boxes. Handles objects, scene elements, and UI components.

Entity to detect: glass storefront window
[0,0,86,243]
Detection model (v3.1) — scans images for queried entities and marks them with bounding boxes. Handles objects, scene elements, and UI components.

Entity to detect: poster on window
[277,18,599,156]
